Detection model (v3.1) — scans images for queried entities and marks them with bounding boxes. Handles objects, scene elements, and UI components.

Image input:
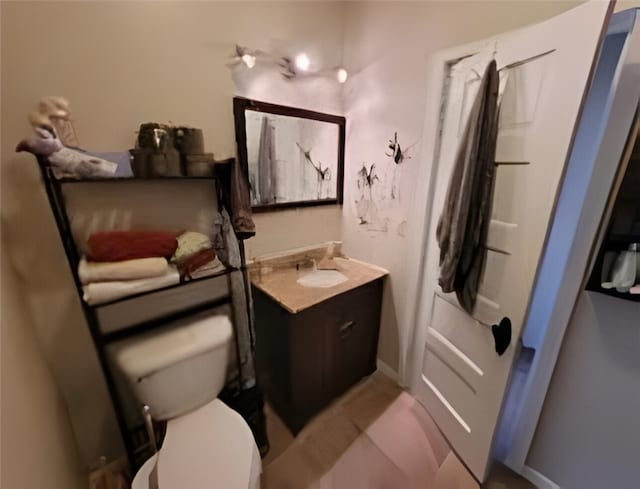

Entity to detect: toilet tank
[113,314,233,421]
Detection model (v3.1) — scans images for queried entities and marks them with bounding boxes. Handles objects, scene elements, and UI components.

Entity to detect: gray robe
[436,60,500,313]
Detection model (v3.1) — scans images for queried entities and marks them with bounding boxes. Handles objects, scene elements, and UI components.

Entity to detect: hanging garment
[212,208,242,269]
[217,156,257,240]
[436,59,500,313]
[257,117,276,204]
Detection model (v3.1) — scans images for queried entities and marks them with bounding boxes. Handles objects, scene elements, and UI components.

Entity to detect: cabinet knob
[339,320,356,338]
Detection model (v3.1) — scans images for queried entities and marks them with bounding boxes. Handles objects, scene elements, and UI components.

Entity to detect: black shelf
[101,295,233,344]
[606,233,640,243]
[586,287,640,302]
[586,133,639,302]
[55,175,218,184]
[36,150,267,471]
[35,155,241,471]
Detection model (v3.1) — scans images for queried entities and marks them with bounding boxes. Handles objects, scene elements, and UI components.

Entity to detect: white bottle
[604,243,638,293]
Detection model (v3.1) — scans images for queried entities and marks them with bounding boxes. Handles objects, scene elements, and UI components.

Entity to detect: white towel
[78,257,168,284]
[83,267,180,305]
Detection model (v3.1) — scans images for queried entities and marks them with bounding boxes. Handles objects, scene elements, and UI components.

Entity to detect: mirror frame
[233,97,345,212]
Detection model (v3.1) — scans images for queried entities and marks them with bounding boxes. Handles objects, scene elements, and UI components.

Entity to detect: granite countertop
[250,256,388,314]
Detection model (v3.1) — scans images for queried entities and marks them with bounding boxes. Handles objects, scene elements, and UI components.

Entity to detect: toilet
[114,315,261,489]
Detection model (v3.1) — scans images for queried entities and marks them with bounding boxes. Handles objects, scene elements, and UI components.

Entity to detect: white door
[408,1,613,481]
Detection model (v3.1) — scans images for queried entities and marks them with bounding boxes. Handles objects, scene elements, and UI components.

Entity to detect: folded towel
[179,248,226,280]
[189,258,226,280]
[172,231,212,263]
[87,230,178,262]
[178,249,216,276]
[78,257,168,284]
[82,267,180,305]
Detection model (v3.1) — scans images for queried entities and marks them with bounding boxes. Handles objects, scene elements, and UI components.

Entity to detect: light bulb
[337,68,348,83]
[295,53,311,71]
[241,53,256,69]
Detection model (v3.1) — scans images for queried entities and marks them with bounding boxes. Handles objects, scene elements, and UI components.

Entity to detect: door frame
[402,1,618,477]
[502,8,639,472]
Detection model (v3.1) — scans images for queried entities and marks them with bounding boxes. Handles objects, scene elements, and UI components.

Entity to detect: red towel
[87,231,178,262]
[177,248,217,277]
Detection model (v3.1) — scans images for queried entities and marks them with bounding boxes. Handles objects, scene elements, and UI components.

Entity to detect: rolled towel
[178,248,225,280]
[82,267,180,305]
[172,231,212,263]
[78,257,168,284]
[87,230,178,262]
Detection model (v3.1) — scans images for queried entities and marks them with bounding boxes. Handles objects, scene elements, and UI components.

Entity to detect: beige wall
[1,239,85,489]
[341,1,581,377]
[1,1,344,467]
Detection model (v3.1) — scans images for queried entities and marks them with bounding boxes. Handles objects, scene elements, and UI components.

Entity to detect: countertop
[250,257,388,314]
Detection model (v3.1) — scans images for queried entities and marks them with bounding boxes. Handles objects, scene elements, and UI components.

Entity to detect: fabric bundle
[80,230,226,305]
[78,257,168,284]
[81,230,180,305]
[172,231,225,280]
[83,268,180,305]
[436,59,500,314]
[87,230,178,262]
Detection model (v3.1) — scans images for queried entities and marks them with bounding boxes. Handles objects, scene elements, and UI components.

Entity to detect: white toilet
[114,315,262,489]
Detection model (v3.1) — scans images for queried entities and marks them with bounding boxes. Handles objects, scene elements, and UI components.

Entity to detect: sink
[296,269,348,288]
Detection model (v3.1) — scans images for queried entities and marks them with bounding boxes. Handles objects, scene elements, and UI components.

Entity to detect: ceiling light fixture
[295,53,311,72]
[229,45,345,83]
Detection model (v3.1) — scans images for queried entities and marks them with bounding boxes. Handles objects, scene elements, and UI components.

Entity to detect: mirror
[234,97,345,210]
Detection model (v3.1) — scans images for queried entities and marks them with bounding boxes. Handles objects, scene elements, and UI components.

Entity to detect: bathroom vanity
[250,248,387,433]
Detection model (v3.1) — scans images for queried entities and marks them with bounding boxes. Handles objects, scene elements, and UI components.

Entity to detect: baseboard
[521,465,561,489]
[376,359,400,383]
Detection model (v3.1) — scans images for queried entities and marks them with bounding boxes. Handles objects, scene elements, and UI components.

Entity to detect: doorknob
[491,317,511,356]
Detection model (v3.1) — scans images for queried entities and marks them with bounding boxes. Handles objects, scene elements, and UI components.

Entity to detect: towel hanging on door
[436,59,500,314]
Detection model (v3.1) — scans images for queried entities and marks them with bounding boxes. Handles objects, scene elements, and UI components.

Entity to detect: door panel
[499,54,550,129]
[411,1,612,481]
[430,294,492,371]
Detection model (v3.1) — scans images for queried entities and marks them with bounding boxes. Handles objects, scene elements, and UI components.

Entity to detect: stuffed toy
[16,96,117,179]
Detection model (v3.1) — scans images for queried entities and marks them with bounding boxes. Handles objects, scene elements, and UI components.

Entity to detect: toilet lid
[157,398,258,489]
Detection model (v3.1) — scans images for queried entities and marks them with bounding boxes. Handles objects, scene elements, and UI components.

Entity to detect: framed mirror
[234,97,345,211]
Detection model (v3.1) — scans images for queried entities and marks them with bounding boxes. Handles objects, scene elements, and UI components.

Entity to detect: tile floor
[260,371,536,489]
[260,371,481,489]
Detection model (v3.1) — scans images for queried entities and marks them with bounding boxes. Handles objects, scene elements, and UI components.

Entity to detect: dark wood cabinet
[253,278,384,434]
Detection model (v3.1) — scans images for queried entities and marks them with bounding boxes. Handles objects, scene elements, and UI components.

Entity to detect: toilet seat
[132,399,261,489]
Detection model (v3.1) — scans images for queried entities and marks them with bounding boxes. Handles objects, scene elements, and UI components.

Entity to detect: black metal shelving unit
[586,233,640,302]
[35,157,261,469]
[585,136,640,302]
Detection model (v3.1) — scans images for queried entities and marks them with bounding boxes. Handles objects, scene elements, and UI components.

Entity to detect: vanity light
[295,53,311,72]
[336,68,348,83]
[241,53,256,69]
[229,45,343,83]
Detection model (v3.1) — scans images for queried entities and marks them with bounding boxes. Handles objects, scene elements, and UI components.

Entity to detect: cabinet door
[327,280,383,398]
[289,305,332,424]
